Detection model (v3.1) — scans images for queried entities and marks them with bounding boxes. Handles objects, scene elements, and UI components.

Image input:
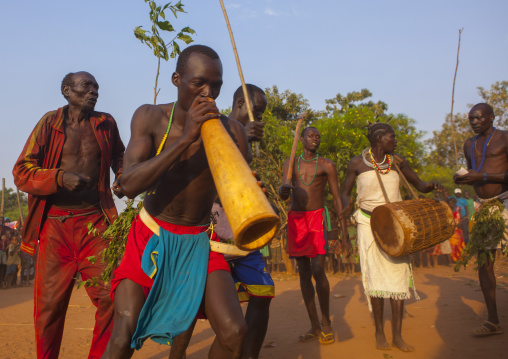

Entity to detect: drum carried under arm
[370,157,455,257]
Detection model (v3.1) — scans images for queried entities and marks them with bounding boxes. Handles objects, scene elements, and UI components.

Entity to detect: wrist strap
[57,170,65,188]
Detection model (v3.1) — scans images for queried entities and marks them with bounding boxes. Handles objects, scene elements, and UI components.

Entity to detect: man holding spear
[278,126,347,344]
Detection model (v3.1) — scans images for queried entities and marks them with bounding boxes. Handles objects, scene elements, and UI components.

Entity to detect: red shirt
[13,106,125,255]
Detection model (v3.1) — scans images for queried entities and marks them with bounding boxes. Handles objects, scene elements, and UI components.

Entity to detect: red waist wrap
[111,215,230,300]
[287,208,326,258]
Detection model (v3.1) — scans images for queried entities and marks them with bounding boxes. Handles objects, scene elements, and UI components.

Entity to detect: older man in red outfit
[13,71,125,359]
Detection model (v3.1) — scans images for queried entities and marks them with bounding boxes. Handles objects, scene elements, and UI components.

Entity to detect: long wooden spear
[449,28,463,169]
[218,0,260,156]
[285,114,305,185]
[1,178,4,226]
[16,189,24,228]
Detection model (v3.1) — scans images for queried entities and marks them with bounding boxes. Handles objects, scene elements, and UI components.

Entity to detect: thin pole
[1,178,4,226]
[218,0,260,156]
[16,189,24,228]
[449,28,463,169]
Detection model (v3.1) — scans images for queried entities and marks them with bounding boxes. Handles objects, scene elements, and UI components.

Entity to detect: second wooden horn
[201,118,280,251]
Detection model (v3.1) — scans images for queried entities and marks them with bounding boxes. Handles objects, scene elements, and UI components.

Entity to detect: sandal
[472,321,503,337]
[298,332,319,343]
[319,331,335,344]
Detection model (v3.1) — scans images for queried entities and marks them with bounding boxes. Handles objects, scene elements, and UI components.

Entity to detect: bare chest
[469,140,508,172]
[293,158,327,187]
[62,122,101,159]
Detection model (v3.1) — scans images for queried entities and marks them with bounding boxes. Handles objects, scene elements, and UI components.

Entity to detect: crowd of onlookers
[0,219,35,289]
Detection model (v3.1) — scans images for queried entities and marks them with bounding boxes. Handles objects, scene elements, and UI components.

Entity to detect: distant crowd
[0,218,35,289]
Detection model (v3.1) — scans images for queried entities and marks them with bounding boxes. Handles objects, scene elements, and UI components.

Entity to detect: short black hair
[176,45,220,75]
[301,127,319,138]
[366,122,394,145]
[61,73,75,99]
[232,84,265,106]
[471,103,495,117]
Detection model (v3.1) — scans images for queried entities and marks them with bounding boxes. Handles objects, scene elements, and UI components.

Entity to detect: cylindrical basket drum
[370,198,455,257]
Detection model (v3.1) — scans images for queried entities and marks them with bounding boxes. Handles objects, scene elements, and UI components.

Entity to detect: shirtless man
[13,71,124,358]
[103,45,249,359]
[454,103,507,336]
[278,127,345,345]
[225,84,274,359]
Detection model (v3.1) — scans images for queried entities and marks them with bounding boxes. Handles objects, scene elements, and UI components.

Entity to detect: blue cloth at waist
[131,228,210,349]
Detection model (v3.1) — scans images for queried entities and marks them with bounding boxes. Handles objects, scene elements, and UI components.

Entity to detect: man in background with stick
[278,127,346,345]
[454,102,507,336]
[215,84,274,359]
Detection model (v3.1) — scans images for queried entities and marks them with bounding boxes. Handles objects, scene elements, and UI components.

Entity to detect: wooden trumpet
[201,118,280,251]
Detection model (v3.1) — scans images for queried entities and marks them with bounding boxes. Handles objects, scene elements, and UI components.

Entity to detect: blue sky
[1,0,507,195]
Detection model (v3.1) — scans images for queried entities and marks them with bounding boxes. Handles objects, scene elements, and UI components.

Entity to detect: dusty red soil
[1,259,507,359]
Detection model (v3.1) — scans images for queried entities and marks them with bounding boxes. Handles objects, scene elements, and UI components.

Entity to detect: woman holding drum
[340,121,443,352]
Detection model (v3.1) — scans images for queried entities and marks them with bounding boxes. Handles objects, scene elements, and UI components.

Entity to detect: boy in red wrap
[278,127,348,345]
[12,71,125,359]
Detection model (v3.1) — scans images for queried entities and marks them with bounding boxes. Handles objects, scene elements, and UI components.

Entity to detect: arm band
[57,170,65,188]
[483,173,488,181]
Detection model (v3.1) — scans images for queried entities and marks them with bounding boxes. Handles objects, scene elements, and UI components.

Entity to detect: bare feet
[375,332,391,350]
[392,337,415,352]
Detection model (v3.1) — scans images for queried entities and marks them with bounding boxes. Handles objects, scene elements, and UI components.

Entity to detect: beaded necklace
[298,153,319,186]
[471,127,496,172]
[368,148,392,174]
[155,102,176,156]
[362,147,389,170]
[147,102,176,195]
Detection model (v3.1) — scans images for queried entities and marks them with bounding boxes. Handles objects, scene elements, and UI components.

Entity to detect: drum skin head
[371,206,405,256]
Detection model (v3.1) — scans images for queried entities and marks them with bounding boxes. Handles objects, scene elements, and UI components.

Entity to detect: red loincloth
[287,208,326,258]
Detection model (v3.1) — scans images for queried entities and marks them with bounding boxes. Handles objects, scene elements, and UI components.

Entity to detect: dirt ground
[1,259,507,359]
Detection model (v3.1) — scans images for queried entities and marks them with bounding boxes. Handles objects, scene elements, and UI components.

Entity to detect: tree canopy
[1,187,28,223]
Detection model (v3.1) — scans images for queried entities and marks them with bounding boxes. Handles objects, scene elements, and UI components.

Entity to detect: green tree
[1,188,28,223]
[325,88,388,117]
[134,0,195,104]
[425,113,473,169]
[419,164,473,196]
[474,80,508,127]
[426,81,508,170]
[265,85,323,123]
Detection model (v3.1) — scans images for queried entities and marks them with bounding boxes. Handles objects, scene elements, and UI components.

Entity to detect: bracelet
[57,170,65,188]
[483,173,488,181]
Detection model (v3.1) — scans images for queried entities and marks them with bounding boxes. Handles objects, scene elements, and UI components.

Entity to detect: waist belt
[47,207,102,223]
[360,208,373,217]
[138,207,249,257]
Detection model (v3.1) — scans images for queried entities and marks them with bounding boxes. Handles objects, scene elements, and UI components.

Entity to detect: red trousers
[35,206,113,359]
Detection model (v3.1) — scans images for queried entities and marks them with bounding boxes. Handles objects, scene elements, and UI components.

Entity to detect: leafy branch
[78,200,143,288]
[134,0,195,104]
[454,199,505,272]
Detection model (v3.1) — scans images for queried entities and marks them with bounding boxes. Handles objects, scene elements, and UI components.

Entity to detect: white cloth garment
[354,170,418,311]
